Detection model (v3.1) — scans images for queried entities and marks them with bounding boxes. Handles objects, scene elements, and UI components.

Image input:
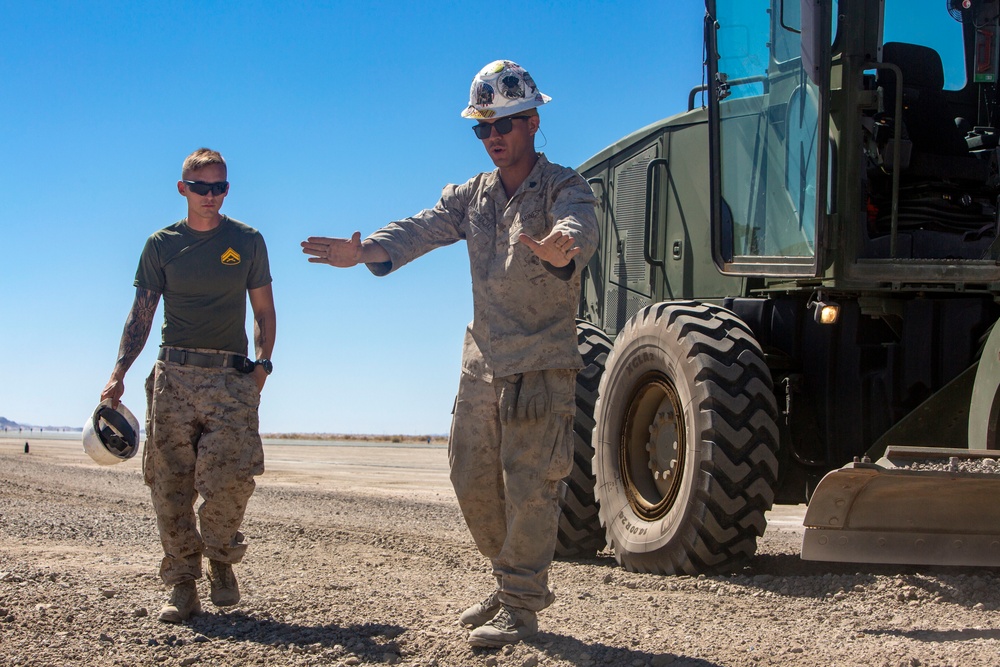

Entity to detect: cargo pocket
[225,371,261,430]
[448,397,467,472]
[544,391,576,481]
[142,364,166,487]
[224,371,264,476]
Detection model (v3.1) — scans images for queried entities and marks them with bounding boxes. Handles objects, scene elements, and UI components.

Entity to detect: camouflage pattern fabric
[367,153,597,612]
[449,368,576,611]
[366,153,599,382]
[143,358,264,585]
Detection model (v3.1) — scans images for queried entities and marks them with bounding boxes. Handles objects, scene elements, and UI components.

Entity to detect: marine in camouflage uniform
[302,60,598,647]
[144,355,264,583]
[102,148,276,624]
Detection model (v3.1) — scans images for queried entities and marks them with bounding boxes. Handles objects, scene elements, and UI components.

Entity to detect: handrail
[644,158,670,268]
[586,176,605,212]
[689,74,768,110]
[865,61,903,258]
[688,85,708,110]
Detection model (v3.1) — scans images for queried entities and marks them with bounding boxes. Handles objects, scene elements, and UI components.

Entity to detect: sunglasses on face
[183,180,229,196]
[472,115,531,140]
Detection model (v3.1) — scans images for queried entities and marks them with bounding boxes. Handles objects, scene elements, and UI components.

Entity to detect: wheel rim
[619,371,686,520]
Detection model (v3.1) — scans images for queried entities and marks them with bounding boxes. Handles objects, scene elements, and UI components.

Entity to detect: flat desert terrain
[3,435,1000,666]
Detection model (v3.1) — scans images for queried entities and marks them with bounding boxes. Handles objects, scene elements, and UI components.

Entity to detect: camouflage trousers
[449,368,576,611]
[144,359,264,585]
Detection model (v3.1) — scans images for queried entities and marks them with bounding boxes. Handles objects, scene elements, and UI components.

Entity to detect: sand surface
[4,435,1000,667]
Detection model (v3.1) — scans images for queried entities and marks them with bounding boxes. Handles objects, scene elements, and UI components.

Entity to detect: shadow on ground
[188,611,405,659]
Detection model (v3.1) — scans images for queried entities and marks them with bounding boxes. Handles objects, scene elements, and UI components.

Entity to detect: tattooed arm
[101,287,161,407]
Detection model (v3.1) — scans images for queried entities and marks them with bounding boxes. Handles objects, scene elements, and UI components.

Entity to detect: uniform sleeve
[133,235,165,293]
[247,232,273,290]
[550,171,600,279]
[365,182,470,276]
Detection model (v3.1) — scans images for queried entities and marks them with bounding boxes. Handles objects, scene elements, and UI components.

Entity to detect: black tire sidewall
[556,320,613,558]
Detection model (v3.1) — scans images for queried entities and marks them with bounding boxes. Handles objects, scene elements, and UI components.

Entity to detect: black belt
[158,348,255,373]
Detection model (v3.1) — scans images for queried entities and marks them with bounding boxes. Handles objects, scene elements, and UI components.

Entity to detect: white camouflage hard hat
[461,60,551,120]
[82,400,140,466]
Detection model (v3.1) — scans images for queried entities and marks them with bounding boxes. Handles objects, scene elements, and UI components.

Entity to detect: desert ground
[3,435,1000,666]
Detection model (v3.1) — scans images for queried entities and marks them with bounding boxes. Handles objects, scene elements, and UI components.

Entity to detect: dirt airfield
[3,436,1000,666]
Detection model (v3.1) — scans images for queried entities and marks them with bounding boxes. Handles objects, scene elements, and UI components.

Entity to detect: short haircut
[182,148,226,178]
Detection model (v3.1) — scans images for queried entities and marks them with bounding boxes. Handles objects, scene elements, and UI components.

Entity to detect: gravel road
[3,437,1000,666]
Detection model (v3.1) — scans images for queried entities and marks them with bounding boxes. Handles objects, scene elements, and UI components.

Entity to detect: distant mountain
[0,416,81,432]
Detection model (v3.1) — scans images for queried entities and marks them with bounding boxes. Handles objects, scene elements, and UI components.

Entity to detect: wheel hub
[647,403,680,487]
[621,373,685,520]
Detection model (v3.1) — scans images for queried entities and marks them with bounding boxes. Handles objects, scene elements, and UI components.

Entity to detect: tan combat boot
[157,581,201,623]
[208,560,241,606]
[459,589,501,627]
[467,604,538,647]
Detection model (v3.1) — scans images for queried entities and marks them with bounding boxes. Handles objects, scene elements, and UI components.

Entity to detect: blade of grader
[802,446,1000,566]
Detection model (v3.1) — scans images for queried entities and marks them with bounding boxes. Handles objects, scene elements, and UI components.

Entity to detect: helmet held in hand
[83,401,140,465]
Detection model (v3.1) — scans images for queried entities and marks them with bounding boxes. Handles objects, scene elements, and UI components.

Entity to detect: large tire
[555,321,613,558]
[593,301,779,574]
[970,322,1000,450]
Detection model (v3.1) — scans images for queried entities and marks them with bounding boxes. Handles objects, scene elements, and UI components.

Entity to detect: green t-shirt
[134,216,272,355]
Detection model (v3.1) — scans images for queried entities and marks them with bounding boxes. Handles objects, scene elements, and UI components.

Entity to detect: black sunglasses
[472,115,530,140]
[183,180,229,196]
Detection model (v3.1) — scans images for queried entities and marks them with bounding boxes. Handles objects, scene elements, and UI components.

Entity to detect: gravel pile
[901,456,1000,475]
[4,449,1000,666]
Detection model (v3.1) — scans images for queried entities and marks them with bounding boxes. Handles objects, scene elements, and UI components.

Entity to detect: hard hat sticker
[475,83,495,107]
[499,74,524,100]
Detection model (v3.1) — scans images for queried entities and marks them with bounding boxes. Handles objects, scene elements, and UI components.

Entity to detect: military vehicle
[558,0,1000,575]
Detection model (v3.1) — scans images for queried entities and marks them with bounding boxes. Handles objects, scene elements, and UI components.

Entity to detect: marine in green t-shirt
[134,214,271,354]
[100,148,276,625]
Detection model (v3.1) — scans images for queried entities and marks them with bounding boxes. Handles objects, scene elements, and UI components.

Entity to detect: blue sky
[0,1,706,434]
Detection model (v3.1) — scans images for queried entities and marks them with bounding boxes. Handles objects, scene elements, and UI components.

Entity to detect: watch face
[258,359,273,374]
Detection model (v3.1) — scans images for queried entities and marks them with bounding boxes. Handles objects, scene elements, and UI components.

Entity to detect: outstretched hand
[518,229,580,268]
[301,232,364,267]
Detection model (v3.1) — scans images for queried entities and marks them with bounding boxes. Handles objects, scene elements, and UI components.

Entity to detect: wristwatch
[255,359,273,375]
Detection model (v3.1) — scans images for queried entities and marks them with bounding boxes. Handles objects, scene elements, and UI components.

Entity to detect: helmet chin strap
[84,401,140,465]
[94,405,138,454]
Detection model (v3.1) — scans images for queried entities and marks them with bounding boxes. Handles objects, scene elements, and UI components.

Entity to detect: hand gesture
[518,229,580,268]
[301,232,364,267]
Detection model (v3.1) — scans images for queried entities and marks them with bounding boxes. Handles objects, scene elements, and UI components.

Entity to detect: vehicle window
[884,0,967,90]
[714,0,820,260]
[773,0,840,63]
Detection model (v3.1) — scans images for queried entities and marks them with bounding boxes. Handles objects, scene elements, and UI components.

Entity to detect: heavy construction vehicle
[557,0,1000,575]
